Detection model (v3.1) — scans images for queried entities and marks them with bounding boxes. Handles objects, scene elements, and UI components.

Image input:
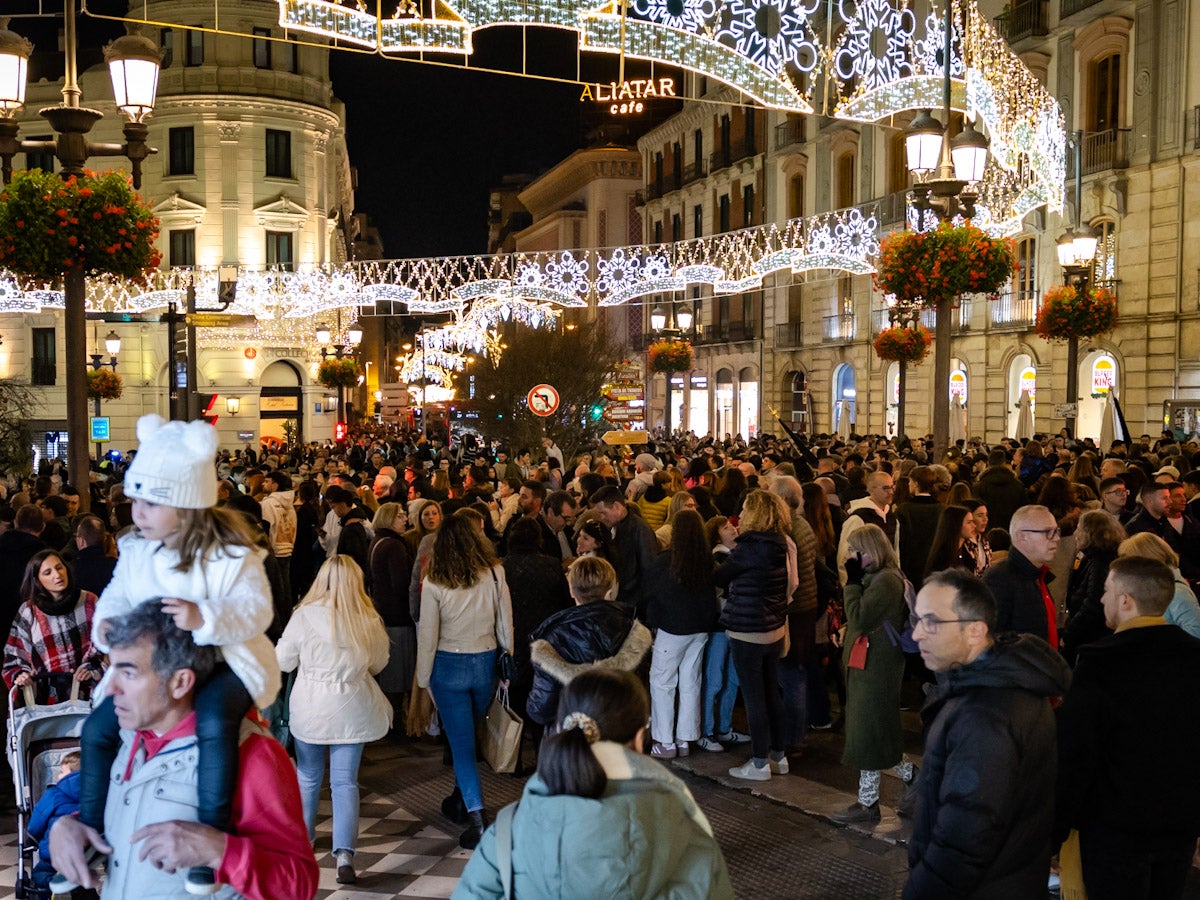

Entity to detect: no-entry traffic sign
[527,383,560,417]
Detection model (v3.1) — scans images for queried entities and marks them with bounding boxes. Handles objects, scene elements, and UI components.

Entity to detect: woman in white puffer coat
[277,554,392,886]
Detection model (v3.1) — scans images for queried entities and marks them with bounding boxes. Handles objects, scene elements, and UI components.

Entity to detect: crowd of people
[1,416,1199,898]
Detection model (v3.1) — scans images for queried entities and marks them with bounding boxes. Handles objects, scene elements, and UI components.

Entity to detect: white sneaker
[768,755,789,775]
[728,759,771,781]
[696,736,726,753]
[717,730,751,745]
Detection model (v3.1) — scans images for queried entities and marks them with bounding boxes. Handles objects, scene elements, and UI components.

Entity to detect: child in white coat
[68,415,279,896]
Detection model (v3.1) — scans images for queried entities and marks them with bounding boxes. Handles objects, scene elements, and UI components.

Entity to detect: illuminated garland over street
[0,203,879,362]
[269,0,1063,228]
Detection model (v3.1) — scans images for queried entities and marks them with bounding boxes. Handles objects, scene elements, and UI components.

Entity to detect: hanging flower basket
[647,338,693,374]
[0,169,161,285]
[873,325,933,365]
[874,223,1016,308]
[1035,284,1118,342]
[86,369,124,401]
[317,358,360,389]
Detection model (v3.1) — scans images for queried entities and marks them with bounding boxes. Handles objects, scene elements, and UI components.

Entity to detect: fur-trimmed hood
[530,620,652,686]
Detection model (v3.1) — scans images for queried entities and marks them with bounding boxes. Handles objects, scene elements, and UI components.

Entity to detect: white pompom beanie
[123,414,219,509]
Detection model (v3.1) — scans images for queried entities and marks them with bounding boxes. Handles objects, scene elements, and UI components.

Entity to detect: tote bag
[481,685,524,774]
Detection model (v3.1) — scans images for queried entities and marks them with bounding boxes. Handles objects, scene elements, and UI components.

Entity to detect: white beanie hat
[124,414,218,509]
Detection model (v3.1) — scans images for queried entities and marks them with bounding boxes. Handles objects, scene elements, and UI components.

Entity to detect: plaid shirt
[3,591,104,703]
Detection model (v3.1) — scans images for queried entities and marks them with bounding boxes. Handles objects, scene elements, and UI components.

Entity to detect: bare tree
[0,379,38,478]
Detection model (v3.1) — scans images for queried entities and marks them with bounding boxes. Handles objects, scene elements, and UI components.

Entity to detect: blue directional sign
[90,417,111,442]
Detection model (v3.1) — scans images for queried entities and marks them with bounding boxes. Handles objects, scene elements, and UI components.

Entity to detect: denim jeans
[649,631,708,744]
[294,739,365,854]
[701,631,739,737]
[428,649,496,813]
[777,658,808,749]
[729,637,785,760]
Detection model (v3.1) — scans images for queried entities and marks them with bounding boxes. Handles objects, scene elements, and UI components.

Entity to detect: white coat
[93,533,280,709]
[276,604,392,744]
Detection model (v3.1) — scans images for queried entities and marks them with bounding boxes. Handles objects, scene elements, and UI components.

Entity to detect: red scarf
[1036,567,1058,650]
[123,712,197,780]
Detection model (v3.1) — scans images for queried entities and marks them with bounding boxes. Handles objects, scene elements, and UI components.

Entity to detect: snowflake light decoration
[714,0,822,77]
[833,207,881,260]
[832,0,916,94]
[543,252,590,297]
[595,248,643,297]
[806,222,838,257]
[514,262,544,289]
[640,254,674,281]
[913,9,964,78]
[631,0,716,33]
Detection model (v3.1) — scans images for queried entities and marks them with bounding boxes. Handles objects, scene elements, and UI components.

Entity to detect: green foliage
[472,325,626,456]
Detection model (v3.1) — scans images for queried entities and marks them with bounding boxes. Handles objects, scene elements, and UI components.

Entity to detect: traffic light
[198,393,218,426]
[589,403,605,421]
[334,421,347,443]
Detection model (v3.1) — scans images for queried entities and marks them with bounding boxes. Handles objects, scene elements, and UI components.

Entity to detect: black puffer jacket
[644,553,719,635]
[983,548,1053,642]
[905,634,1070,900]
[1060,546,1116,664]
[714,531,789,635]
[526,601,651,726]
[369,528,414,627]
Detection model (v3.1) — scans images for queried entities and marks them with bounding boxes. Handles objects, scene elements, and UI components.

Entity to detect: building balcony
[869,299,972,335]
[730,137,757,164]
[775,118,806,151]
[774,322,803,348]
[644,181,664,202]
[993,0,1048,44]
[1060,0,1103,19]
[681,161,706,186]
[822,313,856,343]
[696,322,758,344]
[709,148,731,174]
[1066,129,1131,176]
[990,288,1040,328]
[1192,106,1200,152]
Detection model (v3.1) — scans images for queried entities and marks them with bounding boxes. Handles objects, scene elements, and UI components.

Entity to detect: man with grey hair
[50,603,318,898]
[984,505,1061,645]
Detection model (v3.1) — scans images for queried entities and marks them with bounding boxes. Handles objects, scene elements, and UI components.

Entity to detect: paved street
[2,714,1197,898]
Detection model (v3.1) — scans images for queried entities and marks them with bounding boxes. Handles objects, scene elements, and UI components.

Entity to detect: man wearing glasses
[984,505,1062,648]
[904,569,1070,900]
[1098,477,1133,524]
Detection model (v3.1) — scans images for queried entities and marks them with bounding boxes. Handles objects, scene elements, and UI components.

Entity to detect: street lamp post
[0,10,161,513]
[1056,130,1098,440]
[316,320,363,424]
[904,1,989,461]
[88,329,120,466]
[650,300,694,437]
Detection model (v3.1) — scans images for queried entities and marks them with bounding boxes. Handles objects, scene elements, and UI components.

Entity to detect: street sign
[603,430,649,445]
[605,385,645,402]
[89,417,110,442]
[527,383,560,417]
[613,363,642,381]
[185,313,257,328]
[602,406,645,423]
[1054,402,1077,419]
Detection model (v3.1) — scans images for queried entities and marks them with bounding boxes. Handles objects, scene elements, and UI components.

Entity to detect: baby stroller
[7,676,93,899]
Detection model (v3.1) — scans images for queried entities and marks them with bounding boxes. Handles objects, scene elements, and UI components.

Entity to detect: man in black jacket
[895,466,943,585]
[906,569,1070,899]
[590,485,659,619]
[71,515,117,598]
[984,504,1060,646]
[1056,556,1200,899]
[0,505,48,639]
[972,449,1027,532]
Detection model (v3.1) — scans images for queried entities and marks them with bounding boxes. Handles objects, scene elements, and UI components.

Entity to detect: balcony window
[265,129,292,178]
[693,204,703,238]
[836,152,856,208]
[1088,53,1122,133]
[32,327,55,386]
[718,195,730,233]
[743,185,755,227]
[253,28,272,69]
[1092,220,1117,289]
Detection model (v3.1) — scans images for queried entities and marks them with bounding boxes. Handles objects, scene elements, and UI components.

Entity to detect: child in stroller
[27,751,82,891]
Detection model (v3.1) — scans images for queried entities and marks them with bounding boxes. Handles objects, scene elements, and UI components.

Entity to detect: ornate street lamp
[903,1,990,461]
[316,321,364,423]
[649,300,694,437]
[0,7,161,513]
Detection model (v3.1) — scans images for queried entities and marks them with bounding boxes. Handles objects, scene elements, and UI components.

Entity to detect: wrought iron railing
[990,288,1040,326]
[774,119,806,151]
[822,313,856,343]
[993,0,1048,42]
[774,322,803,347]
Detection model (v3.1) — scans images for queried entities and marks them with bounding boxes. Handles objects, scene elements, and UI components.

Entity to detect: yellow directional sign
[185,313,257,328]
[602,430,649,445]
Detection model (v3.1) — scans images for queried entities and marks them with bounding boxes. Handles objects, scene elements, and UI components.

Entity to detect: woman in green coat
[830,524,915,826]
[453,668,733,899]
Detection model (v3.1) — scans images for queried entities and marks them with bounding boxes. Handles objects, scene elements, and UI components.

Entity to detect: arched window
[788,174,805,219]
[1088,52,1122,133]
[836,151,856,208]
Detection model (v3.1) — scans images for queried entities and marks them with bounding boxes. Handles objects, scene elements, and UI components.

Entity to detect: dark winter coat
[336,507,372,581]
[1056,623,1200,850]
[526,601,650,726]
[972,466,1028,533]
[502,549,572,699]
[841,568,908,771]
[905,634,1071,900]
[984,548,1053,642]
[644,553,720,636]
[0,530,46,640]
[1060,546,1116,664]
[895,496,943,587]
[610,508,660,619]
[714,531,790,635]
[71,545,117,599]
[369,528,414,627]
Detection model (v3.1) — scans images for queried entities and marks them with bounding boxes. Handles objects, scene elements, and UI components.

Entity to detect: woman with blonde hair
[277,555,392,885]
[655,489,700,549]
[714,489,797,781]
[1117,533,1200,639]
[417,512,514,849]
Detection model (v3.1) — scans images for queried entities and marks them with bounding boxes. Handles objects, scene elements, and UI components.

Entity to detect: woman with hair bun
[452,668,732,899]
